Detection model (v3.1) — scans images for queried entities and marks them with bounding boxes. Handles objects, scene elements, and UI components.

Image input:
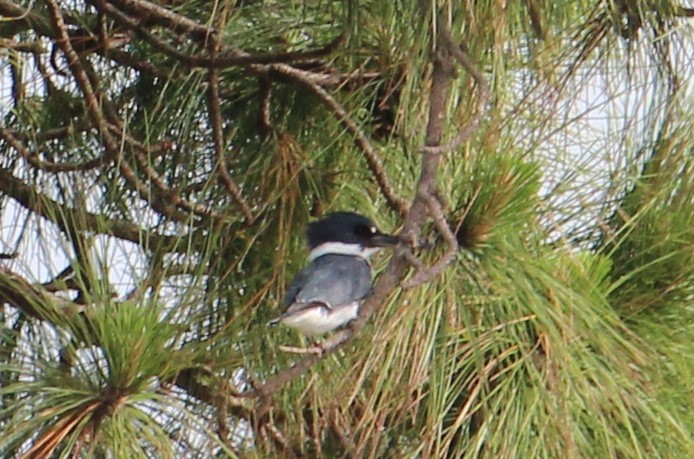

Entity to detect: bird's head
[306,212,399,261]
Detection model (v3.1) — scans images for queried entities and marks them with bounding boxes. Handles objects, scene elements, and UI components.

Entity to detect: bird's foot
[278,344,324,355]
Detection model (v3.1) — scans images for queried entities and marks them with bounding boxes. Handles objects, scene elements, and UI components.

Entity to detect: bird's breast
[280,301,360,335]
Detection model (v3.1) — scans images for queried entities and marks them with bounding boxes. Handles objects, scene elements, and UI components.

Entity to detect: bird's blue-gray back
[283,254,372,310]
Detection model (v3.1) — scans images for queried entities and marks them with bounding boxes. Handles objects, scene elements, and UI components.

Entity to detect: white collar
[307,242,380,262]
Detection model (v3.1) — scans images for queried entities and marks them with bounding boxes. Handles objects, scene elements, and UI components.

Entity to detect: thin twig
[123,132,223,221]
[257,74,273,138]
[4,126,75,142]
[272,64,409,217]
[115,160,192,223]
[329,409,357,454]
[0,127,106,172]
[0,37,46,54]
[45,0,121,162]
[207,31,255,224]
[311,396,324,458]
[103,47,177,79]
[263,422,298,458]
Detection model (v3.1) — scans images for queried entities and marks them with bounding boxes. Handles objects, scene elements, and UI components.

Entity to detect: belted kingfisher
[269,212,399,335]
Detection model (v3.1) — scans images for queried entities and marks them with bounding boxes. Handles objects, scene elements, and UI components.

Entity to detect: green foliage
[600,118,694,441]
[0,301,228,458]
[450,152,543,250]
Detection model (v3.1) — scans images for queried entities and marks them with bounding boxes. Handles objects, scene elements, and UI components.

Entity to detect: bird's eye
[370,226,377,234]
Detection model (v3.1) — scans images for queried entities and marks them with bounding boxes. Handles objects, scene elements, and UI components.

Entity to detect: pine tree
[0,1,691,457]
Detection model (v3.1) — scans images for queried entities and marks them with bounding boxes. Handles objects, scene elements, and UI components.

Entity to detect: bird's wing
[283,265,310,308]
[283,255,372,311]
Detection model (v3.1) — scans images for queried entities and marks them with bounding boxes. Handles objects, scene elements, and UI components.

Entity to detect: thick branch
[0,0,55,38]
[94,0,214,40]
[419,31,490,155]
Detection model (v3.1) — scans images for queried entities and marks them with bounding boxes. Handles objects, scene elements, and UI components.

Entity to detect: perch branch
[402,30,488,286]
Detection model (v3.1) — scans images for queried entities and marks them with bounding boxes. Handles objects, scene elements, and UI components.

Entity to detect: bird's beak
[369,232,400,247]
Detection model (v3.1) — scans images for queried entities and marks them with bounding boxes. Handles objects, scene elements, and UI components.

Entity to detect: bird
[269,211,399,335]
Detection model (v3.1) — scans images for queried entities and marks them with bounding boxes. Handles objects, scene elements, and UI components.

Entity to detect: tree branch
[419,31,490,155]
[206,25,255,225]
[0,0,55,38]
[0,266,85,321]
[401,193,458,288]
[0,167,179,250]
[91,0,343,68]
[272,64,409,218]
[402,29,492,286]
[0,127,108,173]
[45,0,122,164]
[94,0,214,40]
